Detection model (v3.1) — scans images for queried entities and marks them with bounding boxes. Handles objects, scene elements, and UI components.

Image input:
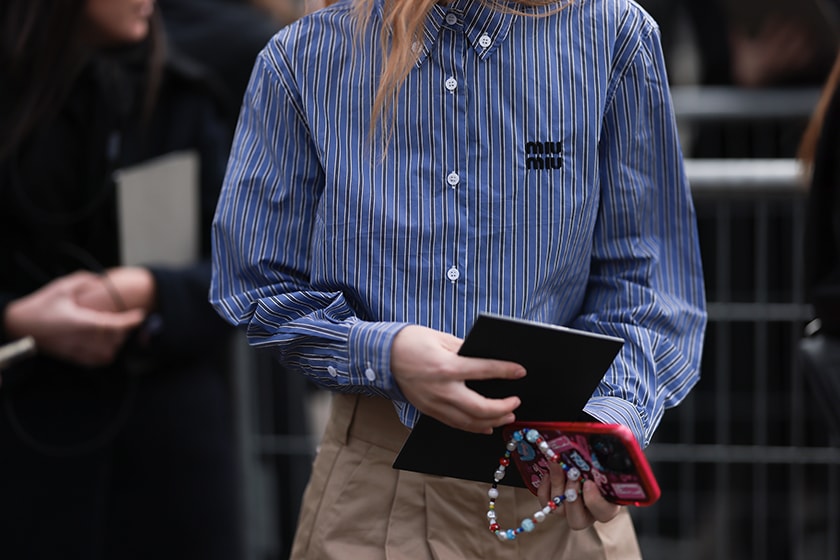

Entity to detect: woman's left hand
[536,460,621,530]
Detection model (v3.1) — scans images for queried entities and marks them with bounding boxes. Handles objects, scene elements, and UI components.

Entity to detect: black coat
[158,0,282,129]
[0,44,234,446]
[804,82,840,332]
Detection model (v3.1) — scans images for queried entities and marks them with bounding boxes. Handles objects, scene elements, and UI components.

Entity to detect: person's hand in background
[730,17,819,87]
[3,271,146,367]
[75,266,157,313]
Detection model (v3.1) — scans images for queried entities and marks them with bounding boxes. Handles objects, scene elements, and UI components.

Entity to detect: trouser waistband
[327,393,411,453]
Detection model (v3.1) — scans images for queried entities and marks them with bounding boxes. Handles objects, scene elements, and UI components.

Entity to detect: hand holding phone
[501,421,660,507]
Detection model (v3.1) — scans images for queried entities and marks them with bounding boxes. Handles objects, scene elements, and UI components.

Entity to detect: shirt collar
[412,0,515,66]
[371,0,571,67]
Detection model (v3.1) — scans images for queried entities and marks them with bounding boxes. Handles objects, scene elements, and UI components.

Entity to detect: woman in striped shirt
[211,0,707,557]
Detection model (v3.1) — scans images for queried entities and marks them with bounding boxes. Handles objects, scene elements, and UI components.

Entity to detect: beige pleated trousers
[290,394,642,560]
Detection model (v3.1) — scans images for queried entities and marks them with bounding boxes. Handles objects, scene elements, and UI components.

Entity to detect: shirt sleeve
[209,46,409,401]
[574,22,707,448]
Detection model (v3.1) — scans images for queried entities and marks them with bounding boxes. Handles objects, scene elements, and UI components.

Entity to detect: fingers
[56,307,146,367]
[539,460,566,505]
[428,406,516,435]
[580,480,621,523]
[562,477,593,530]
[74,305,146,334]
[455,355,526,382]
[420,385,520,434]
[428,354,526,433]
[433,358,525,432]
[451,383,521,419]
[4,270,148,368]
[62,270,107,291]
[545,463,621,530]
[391,326,526,433]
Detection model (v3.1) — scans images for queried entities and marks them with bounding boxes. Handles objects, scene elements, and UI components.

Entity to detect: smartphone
[500,421,660,507]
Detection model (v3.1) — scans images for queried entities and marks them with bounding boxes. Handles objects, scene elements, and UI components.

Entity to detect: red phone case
[500,421,661,507]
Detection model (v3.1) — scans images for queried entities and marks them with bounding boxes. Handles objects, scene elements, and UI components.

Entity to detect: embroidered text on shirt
[525,141,563,170]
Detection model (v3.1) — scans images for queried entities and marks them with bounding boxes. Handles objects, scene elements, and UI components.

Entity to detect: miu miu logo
[525,141,563,170]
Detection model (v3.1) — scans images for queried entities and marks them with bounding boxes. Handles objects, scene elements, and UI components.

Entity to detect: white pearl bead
[567,467,581,481]
[565,488,579,502]
[487,510,496,520]
[488,488,499,499]
[534,511,546,523]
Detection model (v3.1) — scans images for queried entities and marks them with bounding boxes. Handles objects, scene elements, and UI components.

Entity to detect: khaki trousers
[291,394,642,559]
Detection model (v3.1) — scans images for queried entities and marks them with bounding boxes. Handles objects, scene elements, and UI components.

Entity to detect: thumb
[77,306,147,331]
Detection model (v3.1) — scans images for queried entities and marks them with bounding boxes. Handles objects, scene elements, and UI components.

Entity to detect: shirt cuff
[348,320,411,401]
[582,396,649,448]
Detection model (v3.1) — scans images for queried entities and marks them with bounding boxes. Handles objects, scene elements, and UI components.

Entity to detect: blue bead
[513,431,524,442]
[521,518,535,532]
[506,529,516,540]
[526,429,539,443]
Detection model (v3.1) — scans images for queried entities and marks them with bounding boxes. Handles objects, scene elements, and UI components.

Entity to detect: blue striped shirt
[210,0,707,447]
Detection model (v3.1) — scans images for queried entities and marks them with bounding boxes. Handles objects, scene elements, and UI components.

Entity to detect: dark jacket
[0,43,234,443]
[804,82,840,333]
[159,0,281,129]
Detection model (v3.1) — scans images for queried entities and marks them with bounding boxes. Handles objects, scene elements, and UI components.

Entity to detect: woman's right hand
[390,324,525,434]
[3,271,146,367]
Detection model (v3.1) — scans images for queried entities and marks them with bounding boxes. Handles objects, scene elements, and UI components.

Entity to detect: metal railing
[631,159,840,560]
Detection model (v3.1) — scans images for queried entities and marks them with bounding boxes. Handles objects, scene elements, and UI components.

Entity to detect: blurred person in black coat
[158,0,301,130]
[0,1,241,558]
[799,53,840,439]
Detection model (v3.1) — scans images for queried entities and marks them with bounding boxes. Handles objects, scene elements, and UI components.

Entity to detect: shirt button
[446,171,460,187]
[327,365,338,377]
[444,77,458,92]
[445,13,458,25]
[364,367,376,381]
[447,266,460,282]
[478,34,492,48]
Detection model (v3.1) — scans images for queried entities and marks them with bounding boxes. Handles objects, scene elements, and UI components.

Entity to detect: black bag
[798,327,840,439]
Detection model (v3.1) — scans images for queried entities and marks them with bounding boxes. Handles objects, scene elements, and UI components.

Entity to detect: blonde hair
[325,0,573,150]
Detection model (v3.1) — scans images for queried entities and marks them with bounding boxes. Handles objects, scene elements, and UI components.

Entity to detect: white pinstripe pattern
[210,0,707,446]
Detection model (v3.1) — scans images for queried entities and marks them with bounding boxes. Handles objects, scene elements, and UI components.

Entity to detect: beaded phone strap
[487,428,582,542]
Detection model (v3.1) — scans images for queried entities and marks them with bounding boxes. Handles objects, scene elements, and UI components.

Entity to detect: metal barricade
[632,159,840,560]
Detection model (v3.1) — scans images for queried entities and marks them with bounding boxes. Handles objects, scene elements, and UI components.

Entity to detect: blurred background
[159,0,840,558]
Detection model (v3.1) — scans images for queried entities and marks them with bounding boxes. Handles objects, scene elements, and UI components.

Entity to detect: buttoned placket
[442,8,463,287]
